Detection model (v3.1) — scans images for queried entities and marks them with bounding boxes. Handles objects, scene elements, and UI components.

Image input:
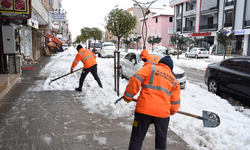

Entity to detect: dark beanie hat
[76,45,83,51]
[159,56,173,71]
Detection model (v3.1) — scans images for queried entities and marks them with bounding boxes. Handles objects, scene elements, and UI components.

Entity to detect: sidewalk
[0,55,193,150]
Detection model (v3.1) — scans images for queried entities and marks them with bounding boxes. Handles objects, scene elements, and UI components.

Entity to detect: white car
[62,44,68,50]
[185,47,210,59]
[152,46,167,54]
[120,51,186,89]
[96,42,116,57]
[168,48,182,55]
[100,46,116,58]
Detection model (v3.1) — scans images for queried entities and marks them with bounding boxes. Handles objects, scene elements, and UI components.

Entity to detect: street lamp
[132,0,157,49]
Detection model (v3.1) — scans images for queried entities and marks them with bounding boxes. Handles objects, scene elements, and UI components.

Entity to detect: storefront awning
[46,34,62,45]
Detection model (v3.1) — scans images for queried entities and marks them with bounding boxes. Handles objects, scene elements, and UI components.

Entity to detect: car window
[103,44,114,47]
[199,48,207,51]
[124,53,132,60]
[242,60,250,74]
[220,59,242,71]
[130,53,136,62]
[90,43,101,48]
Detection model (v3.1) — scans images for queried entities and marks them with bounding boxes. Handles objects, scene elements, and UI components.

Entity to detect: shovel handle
[177,110,205,120]
[50,67,83,84]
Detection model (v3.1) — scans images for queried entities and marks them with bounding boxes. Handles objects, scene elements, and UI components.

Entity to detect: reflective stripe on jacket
[71,48,97,70]
[124,63,181,118]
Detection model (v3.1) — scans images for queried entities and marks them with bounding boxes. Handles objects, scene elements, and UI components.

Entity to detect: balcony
[224,22,232,27]
[245,20,250,26]
[183,26,195,32]
[200,24,218,30]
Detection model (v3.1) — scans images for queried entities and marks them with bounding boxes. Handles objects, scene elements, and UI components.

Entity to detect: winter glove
[124,98,132,103]
[170,111,177,115]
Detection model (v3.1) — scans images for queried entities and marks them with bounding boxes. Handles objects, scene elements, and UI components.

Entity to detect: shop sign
[234,30,245,35]
[0,0,29,14]
[191,32,211,37]
[27,11,38,29]
[51,13,66,22]
[196,36,204,39]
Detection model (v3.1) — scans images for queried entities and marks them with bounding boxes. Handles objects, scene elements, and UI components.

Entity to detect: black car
[204,57,250,105]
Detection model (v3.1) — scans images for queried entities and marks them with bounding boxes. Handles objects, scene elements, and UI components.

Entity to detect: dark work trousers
[78,64,102,89]
[129,112,170,150]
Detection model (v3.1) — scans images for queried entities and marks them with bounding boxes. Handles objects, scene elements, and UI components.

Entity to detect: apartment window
[225,0,234,6]
[191,5,194,10]
[208,17,213,24]
[186,2,194,11]
[177,5,182,14]
[225,12,233,27]
[169,17,173,22]
[168,28,173,34]
[156,17,158,23]
[155,28,158,34]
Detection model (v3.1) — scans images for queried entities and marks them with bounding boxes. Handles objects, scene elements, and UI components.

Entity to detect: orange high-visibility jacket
[124,63,181,118]
[141,49,161,67]
[71,48,97,71]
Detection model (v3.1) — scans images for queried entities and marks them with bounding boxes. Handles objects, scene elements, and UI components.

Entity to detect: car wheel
[185,54,188,58]
[119,67,125,79]
[208,79,220,95]
[195,55,199,59]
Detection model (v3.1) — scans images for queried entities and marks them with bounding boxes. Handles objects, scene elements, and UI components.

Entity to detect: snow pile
[29,47,250,150]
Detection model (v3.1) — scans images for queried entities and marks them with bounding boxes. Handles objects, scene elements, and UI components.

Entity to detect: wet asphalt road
[0,57,191,150]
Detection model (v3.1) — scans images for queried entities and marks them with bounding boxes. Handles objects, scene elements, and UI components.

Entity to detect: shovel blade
[202,110,220,128]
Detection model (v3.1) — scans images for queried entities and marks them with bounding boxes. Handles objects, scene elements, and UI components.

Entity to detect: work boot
[97,80,103,88]
[75,87,82,91]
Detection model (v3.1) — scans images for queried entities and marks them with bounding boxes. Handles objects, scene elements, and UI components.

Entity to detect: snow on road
[29,47,250,150]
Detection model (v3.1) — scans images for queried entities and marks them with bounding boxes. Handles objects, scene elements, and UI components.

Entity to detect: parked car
[62,44,68,50]
[204,57,250,105]
[90,42,101,54]
[168,48,182,55]
[185,47,209,58]
[96,42,115,57]
[100,46,116,58]
[120,51,186,89]
[152,46,167,54]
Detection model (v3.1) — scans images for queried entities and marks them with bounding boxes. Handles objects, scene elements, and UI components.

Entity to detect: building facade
[170,0,250,56]
[140,6,175,50]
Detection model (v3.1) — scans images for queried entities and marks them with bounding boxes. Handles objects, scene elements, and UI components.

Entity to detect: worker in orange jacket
[71,45,103,91]
[140,49,161,67]
[123,55,181,150]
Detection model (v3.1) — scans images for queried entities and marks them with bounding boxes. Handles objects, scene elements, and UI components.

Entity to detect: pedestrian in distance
[71,45,103,91]
[140,49,161,67]
[123,55,181,150]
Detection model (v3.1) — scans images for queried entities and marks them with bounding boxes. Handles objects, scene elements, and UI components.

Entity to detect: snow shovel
[177,110,220,128]
[114,96,220,128]
[48,68,83,85]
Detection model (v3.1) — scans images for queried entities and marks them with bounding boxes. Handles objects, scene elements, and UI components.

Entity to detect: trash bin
[8,54,22,74]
